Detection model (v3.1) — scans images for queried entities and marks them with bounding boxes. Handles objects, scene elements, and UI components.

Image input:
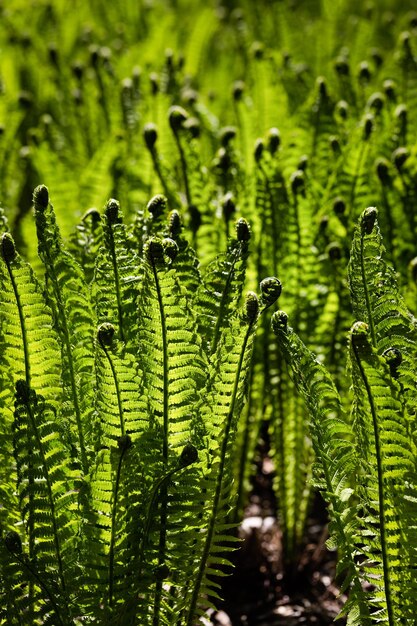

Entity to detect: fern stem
[185,322,254,625]
[359,231,376,345]
[348,143,367,221]
[352,341,395,626]
[99,340,125,436]
[107,223,126,344]
[108,447,127,609]
[5,259,30,386]
[173,133,192,209]
[233,359,255,523]
[150,260,169,626]
[211,245,241,354]
[5,257,35,611]
[11,551,67,626]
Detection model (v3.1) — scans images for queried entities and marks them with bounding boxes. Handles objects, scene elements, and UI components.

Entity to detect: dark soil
[211,455,347,626]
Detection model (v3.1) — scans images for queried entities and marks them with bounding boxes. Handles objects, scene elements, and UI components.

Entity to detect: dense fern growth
[2,1,417,623]
[0,187,281,625]
[272,209,417,625]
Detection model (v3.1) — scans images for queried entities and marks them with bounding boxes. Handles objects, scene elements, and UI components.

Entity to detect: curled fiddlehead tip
[98,322,115,346]
[32,184,49,210]
[376,158,391,184]
[316,76,328,99]
[392,147,409,171]
[1,232,16,262]
[143,122,158,150]
[336,99,348,119]
[260,276,282,308]
[169,210,182,238]
[219,125,237,147]
[147,194,167,219]
[145,236,165,265]
[179,443,198,468]
[395,104,407,122]
[367,92,384,113]
[350,321,369,348]
[333,197,346,215]
[183,116,200,138]
[244,291,259,323]
[254,138,264,162]
[360,207,378,235]
[82,207,101,224]
[298,155,308,171]
[105,198,121,224]
[362,113,373,140]
[168,105,188,133]
[162,237,179,262]
[383,347,402,379]
[290,170,305,195]
[222,192,236,222]
[327,242,342,261]
[334,56,350,76]
[154,564,170,581]
[383,79,396,100]
[4,531,22,555]
[271,310,288,334]
[15,379,30,403]
[267,127,280,154]
[118,434,133,452]
[232,80,245,101]
[236,217,251,242]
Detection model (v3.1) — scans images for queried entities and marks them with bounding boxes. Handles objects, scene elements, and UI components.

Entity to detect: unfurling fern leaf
[93,198,141,350]
[348,322,417,625]
[33,185,95,472]
[348,206,417,417]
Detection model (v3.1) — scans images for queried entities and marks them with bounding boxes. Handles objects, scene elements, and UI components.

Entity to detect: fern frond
[271,311,371,625]
[348,321,417,625]
[348,206,417,416]
[33,185,95,471]
[93,198,141,350]
[12,380,79,623]
[184,292,264,623]
[196,218,250,354]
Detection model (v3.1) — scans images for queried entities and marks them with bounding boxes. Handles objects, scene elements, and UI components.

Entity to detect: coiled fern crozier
[0,185,281,625]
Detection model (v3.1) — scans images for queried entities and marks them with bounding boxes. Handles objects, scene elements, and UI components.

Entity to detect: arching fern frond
[271,311,371,626]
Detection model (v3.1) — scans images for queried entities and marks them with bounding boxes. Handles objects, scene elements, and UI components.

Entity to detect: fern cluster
[1,0,417,623]
[272,207,417,625]
[0,186,281,624]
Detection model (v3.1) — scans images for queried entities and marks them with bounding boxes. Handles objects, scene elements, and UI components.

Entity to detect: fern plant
[0,185,281,625]
[272,207,417,625]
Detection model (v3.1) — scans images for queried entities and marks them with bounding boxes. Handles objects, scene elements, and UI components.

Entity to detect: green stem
[107,224,125,344]
[150,260,169,626]
[108,447,127,609]
[352,342,394,626]
[210,245,242,355]
[359,232,376,345]
[100,340,125,436]
[5,259,30,386]
[173,133,192,208]
[11,551,66,626]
